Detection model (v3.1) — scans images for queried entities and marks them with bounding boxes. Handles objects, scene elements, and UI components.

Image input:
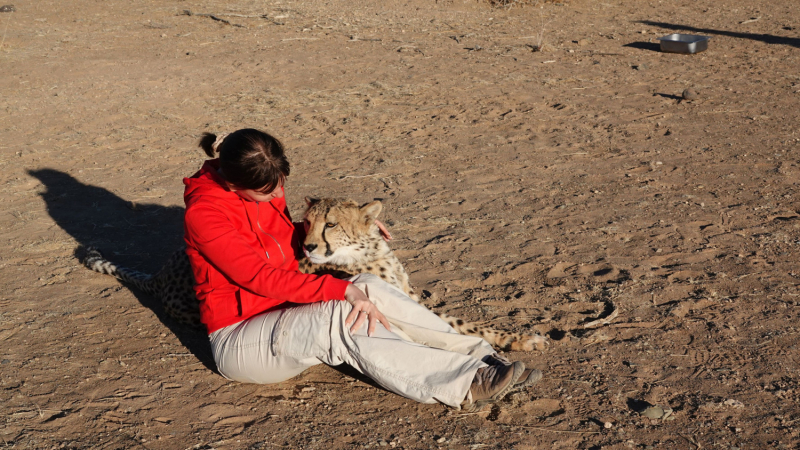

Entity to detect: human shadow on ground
[28,168,215,371]
[638,21,800,49]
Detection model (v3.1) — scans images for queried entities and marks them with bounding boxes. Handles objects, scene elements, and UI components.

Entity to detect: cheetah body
[83,198,546,351]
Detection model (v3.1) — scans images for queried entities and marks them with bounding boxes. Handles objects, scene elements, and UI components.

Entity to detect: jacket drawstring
[257,202,286,264]
[243,199,286,265]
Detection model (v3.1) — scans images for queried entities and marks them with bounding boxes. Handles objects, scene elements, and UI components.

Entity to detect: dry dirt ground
[2,0,800,448]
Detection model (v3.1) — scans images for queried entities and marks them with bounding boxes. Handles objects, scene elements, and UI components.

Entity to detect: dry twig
[0,9,12,51]
[505,424,601,435]
[181,10,245,28]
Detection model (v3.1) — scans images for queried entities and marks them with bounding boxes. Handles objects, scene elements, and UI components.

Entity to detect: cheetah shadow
[28,168,215,372]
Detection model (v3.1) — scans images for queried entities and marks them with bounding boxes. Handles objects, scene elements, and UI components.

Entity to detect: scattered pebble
[604,421,613,429]
[682,88,699,101]
[642,405,664,419]
[724,399,745,408]
[641,405,673,419]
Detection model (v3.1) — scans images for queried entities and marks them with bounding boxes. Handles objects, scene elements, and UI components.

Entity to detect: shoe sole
[464,361,526,413]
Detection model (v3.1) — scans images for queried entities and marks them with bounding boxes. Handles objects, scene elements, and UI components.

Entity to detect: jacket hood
[183,159,241,207]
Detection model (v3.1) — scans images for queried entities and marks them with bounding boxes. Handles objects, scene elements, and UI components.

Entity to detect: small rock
[724,399,745,408]
[604,421,613,429]
[577,39,590,46]
[377,440,388,447]
[436,436,447,443]
[682,88,699,101]
[642,405,664,419]
[633,64,647,70]
[0,5,15,12]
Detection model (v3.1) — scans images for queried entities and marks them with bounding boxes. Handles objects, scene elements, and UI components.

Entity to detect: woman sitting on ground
[182,128,542,411]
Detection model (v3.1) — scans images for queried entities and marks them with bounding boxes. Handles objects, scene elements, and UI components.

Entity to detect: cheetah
[83,198,546,351]
[300,198,546,351]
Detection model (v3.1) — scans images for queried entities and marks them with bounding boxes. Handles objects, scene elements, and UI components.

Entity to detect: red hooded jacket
[183,159,351,333]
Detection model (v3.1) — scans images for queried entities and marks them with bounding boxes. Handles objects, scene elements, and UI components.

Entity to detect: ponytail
[199,132,217,157]
[198,132,229,157]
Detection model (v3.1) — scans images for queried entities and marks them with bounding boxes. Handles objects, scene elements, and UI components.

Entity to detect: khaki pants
[209,274,496,407]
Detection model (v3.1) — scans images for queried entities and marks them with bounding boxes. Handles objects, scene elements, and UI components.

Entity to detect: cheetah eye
[325,222,337,228]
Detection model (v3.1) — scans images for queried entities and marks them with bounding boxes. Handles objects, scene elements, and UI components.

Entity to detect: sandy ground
[2,0,800,448]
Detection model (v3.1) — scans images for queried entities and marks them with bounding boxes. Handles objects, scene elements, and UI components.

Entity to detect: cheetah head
[302,198,384,266]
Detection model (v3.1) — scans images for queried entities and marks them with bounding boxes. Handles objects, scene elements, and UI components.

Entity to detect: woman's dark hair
[199,129,290,193]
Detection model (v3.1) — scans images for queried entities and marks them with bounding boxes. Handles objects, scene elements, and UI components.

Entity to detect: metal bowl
[658,34,710,54]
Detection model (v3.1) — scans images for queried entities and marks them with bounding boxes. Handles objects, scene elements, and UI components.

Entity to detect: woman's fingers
[377,311,391,332]
[345,306,360,327]
[344,283,391,336]
[369,311,391,335]
[350,309,367,334]
[375,220,392,242]
[346,304,391,336]
[366,310,390,336]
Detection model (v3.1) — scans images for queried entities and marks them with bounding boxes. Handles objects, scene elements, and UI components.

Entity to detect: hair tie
[212,133,229,152]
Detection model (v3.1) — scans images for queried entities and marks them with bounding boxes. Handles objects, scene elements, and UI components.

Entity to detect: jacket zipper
[256,201,286,264]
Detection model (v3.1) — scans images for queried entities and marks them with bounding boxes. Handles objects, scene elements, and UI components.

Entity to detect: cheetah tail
[81,247,159,296]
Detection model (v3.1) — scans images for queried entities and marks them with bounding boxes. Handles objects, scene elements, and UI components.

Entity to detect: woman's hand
[375,220,392,242]
[344,284,391,336]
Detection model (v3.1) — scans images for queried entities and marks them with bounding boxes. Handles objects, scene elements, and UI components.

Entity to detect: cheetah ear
[360,200,382,223]
[305,197,320,207]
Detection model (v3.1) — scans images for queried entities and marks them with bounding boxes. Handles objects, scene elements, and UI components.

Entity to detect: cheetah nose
[304,243,318,253]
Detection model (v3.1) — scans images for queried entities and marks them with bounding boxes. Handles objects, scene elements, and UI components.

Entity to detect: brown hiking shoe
[462,361,525,412]
[482,353,543,392]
